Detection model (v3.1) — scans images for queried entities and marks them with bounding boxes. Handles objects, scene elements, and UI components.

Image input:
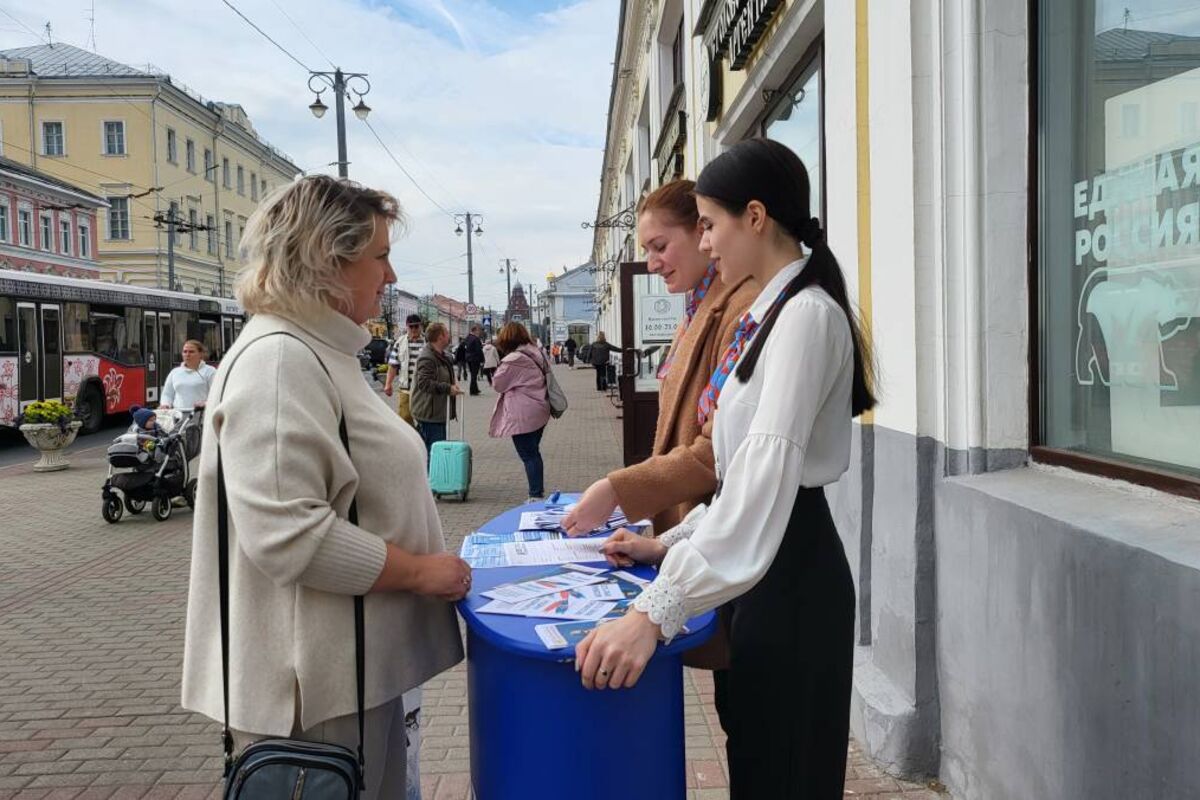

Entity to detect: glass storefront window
[764,54,823,222]
[1039,1,1200,479]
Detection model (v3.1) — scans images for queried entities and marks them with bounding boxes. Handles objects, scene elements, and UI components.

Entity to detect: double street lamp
[307,68,371,178]
[455,213,484,306]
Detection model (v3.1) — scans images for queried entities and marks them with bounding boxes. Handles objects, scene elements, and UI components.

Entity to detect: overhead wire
[219,0,314,74]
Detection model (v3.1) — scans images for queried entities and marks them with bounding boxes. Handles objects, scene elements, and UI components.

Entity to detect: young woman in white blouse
[159,340,217,411]
[575,138,877,798]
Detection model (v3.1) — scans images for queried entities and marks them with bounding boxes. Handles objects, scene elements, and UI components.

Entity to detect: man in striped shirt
[383,314,426,426]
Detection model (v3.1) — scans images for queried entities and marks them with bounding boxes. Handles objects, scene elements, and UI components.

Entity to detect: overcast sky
[0,0,617,312]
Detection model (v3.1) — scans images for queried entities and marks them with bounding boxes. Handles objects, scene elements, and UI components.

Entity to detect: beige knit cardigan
[181,306,463,735]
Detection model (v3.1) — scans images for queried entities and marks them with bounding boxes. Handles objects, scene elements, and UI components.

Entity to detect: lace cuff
[657,503,708,548]
[633,574,687,641]
[657,523,693,548]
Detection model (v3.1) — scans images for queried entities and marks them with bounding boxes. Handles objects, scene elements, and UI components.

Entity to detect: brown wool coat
[608,273,758,534]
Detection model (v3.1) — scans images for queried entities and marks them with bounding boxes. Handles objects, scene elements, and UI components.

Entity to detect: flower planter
[19,421,83,472]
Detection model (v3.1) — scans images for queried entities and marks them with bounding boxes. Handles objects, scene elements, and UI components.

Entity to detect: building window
[206,214,216,254]
[166,128,178,163]
[261,179,267,197]
[103,121,126,155]
[60,219,72,255]
[222,157,230,188]
[224,220,233,258]
[186,138,196,172]
[188,209,198,250]
[79,222,90,258]
[106,197,130,240]
[0,201,8,242]
[168,201,182,245]
[204,148,214,180]
[237,165,245,195]
[671,17,684,90]
[17,209,32,246]
[40,213,52,251]
[762,50,824,224]
[250,172,258,201]
[42,121,64,156]
[1035,0,1200,488]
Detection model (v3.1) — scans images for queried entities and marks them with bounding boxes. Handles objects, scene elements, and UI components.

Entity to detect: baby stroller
[101,408,202,523]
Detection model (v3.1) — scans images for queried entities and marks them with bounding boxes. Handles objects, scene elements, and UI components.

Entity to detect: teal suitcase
[429,396,471,501]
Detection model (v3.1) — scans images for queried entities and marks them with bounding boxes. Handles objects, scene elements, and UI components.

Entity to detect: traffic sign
[466,303,478,316]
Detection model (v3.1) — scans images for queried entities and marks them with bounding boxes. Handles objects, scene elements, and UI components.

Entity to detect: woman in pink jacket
[490,321,552,502]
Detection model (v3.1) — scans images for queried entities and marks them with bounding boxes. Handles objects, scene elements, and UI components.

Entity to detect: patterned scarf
[695,288,788,426]
[657,262,719,380]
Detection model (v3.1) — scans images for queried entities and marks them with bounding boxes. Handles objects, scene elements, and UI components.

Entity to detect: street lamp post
[308,68,371,178]
[498,258,517,322]
[454,214,483,305]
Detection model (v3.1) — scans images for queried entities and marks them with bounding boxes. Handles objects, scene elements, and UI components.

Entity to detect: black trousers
[468,362,481,394]
[594,364,607,391]
[712,486,855,799]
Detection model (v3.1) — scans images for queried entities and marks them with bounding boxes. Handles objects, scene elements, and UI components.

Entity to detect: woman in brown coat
[563,180,757,538]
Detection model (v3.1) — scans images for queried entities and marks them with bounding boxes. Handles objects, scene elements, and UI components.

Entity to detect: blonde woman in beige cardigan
[181,176,467,799]
[564,180,758,538]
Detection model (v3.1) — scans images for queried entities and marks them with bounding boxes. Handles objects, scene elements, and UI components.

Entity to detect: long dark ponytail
[694,138,877,416]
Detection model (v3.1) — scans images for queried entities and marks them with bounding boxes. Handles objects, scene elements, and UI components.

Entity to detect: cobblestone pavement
[0,363,946,799]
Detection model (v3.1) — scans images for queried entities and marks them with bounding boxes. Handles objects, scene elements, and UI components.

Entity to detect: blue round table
[457,497,717,800]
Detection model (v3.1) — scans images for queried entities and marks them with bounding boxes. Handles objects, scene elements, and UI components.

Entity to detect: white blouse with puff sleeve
[632,257,855,639]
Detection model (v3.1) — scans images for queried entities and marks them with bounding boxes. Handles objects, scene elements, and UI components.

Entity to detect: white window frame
[60,218,72,255]
[166,127,178,164]
[222,157,231,189]
[41,120,65,156]
[188,208,198,250]
[78,220,90,258]
[237,165,245,196]
[250,172,258,201]
[40,212,53,252]
[17,207,33,247]
[0,200,8,243]
[106,197,130,240]
[102,120,127,156]
[204,148,214,180]
[224,219,233,259]
[206,214,216,254]
[186,138,196,172]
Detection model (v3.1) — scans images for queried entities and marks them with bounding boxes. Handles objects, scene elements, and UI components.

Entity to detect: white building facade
[595,1,1200,798]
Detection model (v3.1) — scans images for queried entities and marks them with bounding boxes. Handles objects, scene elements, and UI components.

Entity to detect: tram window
[90,313,123,359]
[64,303,90,352]
[0,298,14,352]
[198,319,220,359]
[123,308,143,363]
[173,311,195,355]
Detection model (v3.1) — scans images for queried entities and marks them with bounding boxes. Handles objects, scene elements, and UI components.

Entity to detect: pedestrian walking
[465,324,485,395]
[382,314,424,427]
[181,175,468,800]
[159,339,216,411]
[564,336,577,367]
[562,180,758,662]
[482,337,500,385]
[574,138,877,799]
[588,332,616,391]
[489,321,551,502]
[412,323,462,461]
[453,337,468,381]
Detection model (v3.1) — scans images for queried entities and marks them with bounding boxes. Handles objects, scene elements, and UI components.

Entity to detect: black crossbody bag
[215,332,366,798]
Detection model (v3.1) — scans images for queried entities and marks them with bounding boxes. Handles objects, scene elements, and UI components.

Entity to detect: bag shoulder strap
[215,331,366,784]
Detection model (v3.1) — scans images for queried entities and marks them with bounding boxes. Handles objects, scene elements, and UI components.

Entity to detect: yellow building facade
[0,43,298,296]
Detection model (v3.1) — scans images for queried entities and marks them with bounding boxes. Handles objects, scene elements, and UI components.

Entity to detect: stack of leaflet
[516,505,638,534]
[473,564,656,648]
[460,531,609,569]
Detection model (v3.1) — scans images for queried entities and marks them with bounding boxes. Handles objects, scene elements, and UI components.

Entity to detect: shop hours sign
[639,294,685,343]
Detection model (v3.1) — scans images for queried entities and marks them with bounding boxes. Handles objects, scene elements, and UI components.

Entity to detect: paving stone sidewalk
[0,362,945,799]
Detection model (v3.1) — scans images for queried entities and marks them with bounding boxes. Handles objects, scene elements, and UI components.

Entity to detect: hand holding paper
[601,529,668,568]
